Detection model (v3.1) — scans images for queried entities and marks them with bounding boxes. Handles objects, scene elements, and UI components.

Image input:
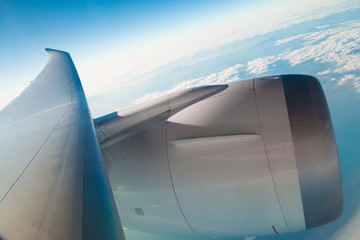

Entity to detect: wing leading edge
[0,49,125,240]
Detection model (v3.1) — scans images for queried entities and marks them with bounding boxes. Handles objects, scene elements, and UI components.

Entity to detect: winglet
[44,48,70,55]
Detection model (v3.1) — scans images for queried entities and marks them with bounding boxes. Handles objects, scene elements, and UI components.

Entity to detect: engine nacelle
[95,75,342,238]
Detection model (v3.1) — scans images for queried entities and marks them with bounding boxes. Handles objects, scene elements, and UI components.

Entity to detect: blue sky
[0,0,249,51]
[2,0,353,114]
[0,0,255,108]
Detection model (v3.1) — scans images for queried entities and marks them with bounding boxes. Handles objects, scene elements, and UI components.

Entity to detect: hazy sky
[1,0,357,113]
[0,0,251,108]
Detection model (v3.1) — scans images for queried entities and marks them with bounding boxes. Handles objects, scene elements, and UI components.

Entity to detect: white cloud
[317,24,331,29]
[274,34,307,46]
[318,70,331,75]
[246,56,276,75]
[331,74,360,93]
[244,237,256,240]
[135,64,244,104]
[337,74,354,85]
[279,21,360,73]
[219,0,360,50]
[247,20,360,90]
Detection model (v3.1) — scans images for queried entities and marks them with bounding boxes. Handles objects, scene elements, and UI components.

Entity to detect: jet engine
[95,75,342,238]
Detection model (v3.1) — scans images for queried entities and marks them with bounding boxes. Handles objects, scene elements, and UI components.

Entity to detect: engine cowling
[95,75,342,238]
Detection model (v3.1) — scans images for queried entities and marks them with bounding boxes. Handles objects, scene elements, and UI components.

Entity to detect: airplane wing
[0,49,125,240]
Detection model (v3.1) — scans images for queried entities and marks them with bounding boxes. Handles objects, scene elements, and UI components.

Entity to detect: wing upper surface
[0,49,125,240]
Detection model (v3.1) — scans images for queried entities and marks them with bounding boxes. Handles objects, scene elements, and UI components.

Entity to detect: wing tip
[44,48,70,55]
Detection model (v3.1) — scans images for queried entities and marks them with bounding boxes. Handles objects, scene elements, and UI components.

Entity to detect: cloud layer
[135,64,244,103]
[251,20,360,73]
[136,18,360,104]
[245,19,360,91]
[82,0,360,98]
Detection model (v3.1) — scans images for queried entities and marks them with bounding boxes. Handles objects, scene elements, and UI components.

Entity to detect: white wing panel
[0,49,124,240]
